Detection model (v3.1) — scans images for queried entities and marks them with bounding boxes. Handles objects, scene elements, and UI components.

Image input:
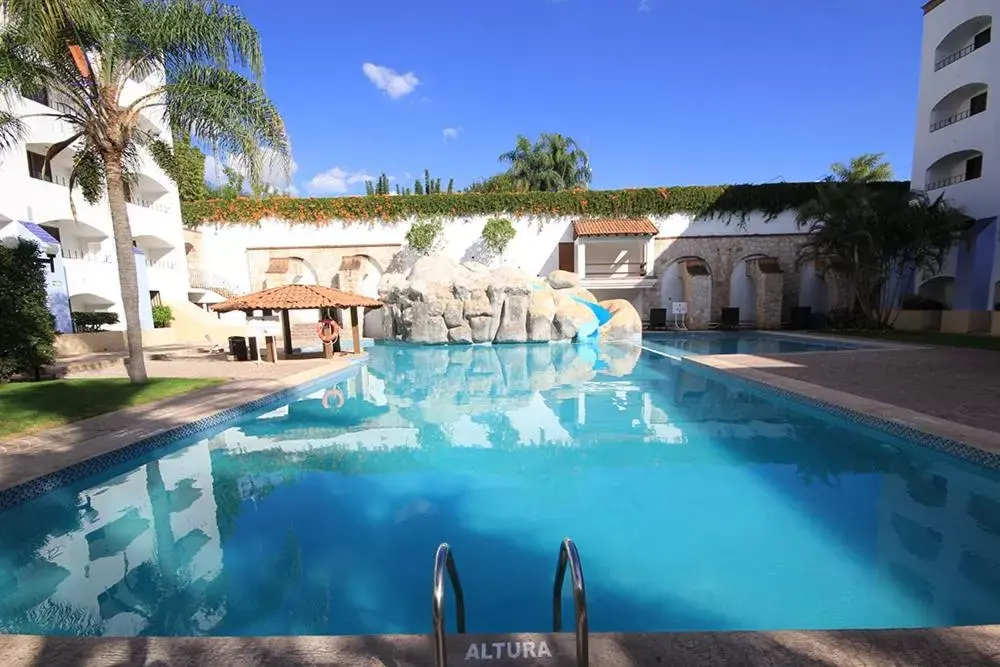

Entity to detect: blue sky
[224,0,924,196]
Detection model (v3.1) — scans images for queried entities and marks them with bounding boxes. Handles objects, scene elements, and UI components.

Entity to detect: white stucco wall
[197,211,805,289]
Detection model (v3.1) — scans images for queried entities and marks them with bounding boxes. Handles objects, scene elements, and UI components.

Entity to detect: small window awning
[265,256,290,274]
[573,218,658,238]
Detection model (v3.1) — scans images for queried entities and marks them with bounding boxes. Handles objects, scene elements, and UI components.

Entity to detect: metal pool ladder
[431,538,589,667]
[553,538,589,667]
[433,543,466,667]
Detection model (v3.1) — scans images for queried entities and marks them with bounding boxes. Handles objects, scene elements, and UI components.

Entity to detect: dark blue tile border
[0,361,364,511]
[684,358,1000,472]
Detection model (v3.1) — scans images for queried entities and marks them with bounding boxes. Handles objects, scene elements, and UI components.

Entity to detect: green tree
[829,153,894,184]
[0,238,56,380]
[405,219,442,255]
[0,0,289,382]
[149,134,207,201]
[797,157,970,328]
[446,178,454,194]
[498,133,591,192]
[465,172,522,193]
[205,165,245,200]
[414,179,424,195]
[481,217,516,264]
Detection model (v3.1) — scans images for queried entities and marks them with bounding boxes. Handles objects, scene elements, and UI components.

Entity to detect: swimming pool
[2,342,999,638]
[643,331,863,357]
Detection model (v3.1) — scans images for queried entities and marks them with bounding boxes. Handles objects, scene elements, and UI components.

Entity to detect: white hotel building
[912,0,998,330]
[0,68,191,330]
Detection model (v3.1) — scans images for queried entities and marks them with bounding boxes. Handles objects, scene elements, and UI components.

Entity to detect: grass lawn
[829,330,1000,351]
[0,377,224,439]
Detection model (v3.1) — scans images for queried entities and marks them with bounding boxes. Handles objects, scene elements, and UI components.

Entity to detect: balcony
[930,84,988,132]
[934,18,991,71]
[925,150,983,191]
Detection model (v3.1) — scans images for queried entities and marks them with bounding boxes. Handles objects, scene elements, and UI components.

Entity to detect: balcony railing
[62,248,114,263]
[935,43,976,71]
[146,258,179,271]
[29,171,69,186]
[583,261,647,278]
[930,108,972,132]
[926,173,970,191]
[188,265,246,299]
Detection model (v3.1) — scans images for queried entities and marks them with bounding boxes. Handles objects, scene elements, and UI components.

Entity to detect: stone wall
[645,233,811,324]
[245,244,401,292]
[748,258,784,329]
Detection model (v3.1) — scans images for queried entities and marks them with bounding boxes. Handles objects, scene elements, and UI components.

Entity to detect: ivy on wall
[181,181,912,227]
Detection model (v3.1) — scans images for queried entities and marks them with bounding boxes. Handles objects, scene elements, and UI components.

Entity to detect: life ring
[322,387,345,409]
[316,319,341,344]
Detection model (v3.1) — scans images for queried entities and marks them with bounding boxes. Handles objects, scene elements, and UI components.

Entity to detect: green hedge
[182,181,913,227]
[152,305,174,328]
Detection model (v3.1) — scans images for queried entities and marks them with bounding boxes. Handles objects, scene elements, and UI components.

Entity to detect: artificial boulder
[598,299,643,343]
[379,260,642,345]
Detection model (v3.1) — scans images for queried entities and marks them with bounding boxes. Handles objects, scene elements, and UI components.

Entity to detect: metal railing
[188,265,247,299]
[926,173,975,191]
[553,537,588,667]
[584,261,646,277]
[432,543,466,667]
[127,198,171,214]
[935,42,976,71]
[62,248,113,263]
[29,171,69,186]
[930,108,972,132]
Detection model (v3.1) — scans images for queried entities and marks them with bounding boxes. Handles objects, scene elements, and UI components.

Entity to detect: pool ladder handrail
[553,537,589,667]
[432,543,467,667]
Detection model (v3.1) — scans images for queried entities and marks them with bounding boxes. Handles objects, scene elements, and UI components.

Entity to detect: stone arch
[659,256,713,329]
[797,259,830,314]
[729,253,770,325]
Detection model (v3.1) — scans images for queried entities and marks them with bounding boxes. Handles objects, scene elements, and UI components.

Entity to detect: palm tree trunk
[104,153,149,383]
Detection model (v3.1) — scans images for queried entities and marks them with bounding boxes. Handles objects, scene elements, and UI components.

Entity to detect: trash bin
[228,336,249,362]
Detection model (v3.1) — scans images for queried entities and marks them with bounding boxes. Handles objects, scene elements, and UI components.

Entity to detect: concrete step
[1,627,994,666]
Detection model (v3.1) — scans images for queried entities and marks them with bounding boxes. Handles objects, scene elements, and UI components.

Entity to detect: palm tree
[498,133,591,192]
[829,152,893,183]
[0,0,288,382]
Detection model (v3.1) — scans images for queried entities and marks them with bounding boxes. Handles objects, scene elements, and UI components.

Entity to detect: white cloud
[442,126,462,140]
[638,0,651,10]
[361,62,420,99]
[305,167,374,195]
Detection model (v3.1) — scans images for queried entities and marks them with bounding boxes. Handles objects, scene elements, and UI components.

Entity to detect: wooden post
[350,306,361,354]
[323,341,334,359]
[265,335,278,363]
[281,309,293,356]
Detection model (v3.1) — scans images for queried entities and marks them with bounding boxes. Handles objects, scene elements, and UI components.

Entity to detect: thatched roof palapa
[213,284,383,313]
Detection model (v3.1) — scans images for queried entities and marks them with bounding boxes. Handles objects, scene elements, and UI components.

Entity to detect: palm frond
[157,64,288,188]
[0,110,27,153]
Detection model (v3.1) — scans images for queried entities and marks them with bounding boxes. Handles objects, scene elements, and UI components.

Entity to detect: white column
[575,242,586,278]
[644,237,655,276]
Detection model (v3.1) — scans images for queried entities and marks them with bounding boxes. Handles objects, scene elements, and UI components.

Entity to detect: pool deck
[0,355,359,493]
[684,333,1000,455]
[4,626,1000,666]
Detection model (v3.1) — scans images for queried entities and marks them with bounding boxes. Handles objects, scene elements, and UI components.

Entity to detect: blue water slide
[569,296,612,339]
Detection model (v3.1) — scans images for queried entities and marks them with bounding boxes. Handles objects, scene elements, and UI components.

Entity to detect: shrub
[405,219,443,255]
[481,217,517,259]
[152,305,174,328]
[900,295,945,311]
[72,311,120,332]
[0,238,56,380]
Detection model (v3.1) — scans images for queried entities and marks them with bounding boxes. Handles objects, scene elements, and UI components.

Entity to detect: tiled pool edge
[0,359,366,511]
[685,355,1000,471]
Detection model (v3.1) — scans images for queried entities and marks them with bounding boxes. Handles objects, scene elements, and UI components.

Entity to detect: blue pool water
[643,332,862,357]
[2,342,1000,638]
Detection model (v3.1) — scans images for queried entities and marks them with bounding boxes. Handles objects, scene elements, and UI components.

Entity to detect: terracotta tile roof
[213,284,383,312]
[573,218,658,238]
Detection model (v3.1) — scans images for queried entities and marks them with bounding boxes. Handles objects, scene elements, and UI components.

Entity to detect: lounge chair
[204,334,225,354]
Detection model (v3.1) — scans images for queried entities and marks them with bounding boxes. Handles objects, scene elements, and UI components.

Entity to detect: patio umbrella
[213,284,383,355]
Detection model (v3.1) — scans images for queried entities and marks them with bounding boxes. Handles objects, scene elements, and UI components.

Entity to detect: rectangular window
[966,155,984,181]
[975,27,992,50]
[26,151,49,181]
[25,87,50,106]
[970,92,988,116]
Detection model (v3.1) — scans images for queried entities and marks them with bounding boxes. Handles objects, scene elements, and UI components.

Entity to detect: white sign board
[671,301,688,315]
[248,316,281,337]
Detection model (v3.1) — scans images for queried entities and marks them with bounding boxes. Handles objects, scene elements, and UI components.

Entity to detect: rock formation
[379,257,643,345]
